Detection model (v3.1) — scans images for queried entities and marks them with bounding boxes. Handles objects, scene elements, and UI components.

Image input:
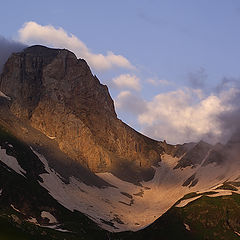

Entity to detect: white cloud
[147,78,171,86]
[137,88,237,144]
[112,74,141,91]
[113,82,240,144]
[18,21,134,71]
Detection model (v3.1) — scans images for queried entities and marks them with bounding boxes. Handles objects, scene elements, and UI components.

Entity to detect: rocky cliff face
[0,45,162,180]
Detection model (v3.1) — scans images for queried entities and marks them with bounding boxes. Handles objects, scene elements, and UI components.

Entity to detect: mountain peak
[0,45,116,118]
[22,45,79,63]
[23,44,60,54]
[0,45,162,181]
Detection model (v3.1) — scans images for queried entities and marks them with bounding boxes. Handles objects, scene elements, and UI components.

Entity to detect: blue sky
[1,0,240,144]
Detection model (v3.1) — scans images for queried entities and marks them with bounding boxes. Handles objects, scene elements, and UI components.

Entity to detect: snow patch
[55,228,71,232]
[41,211,57,224]
[5,142,14,148]
[27,217,39,225]
[184,223,191,231]
[41,224,71,232]
[235,231,240,237]
[175,196,202,208]
[207,190,233,198]
[0,91,11,100]
[0,147,26,176]
[11,204,21,213]
[47,135,56,140]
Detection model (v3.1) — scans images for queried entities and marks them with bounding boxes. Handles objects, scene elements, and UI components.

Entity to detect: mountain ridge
[0,45,240,239]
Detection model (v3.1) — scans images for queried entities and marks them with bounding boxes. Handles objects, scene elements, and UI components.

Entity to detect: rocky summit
[0,45,162,182]
[0,46,240,240]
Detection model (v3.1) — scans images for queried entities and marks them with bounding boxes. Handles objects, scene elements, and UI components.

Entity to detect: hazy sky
[1,0,240,144]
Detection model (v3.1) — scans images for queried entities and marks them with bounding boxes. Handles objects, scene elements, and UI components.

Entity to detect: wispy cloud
[147,78,171,86]
[0,36,26,73]
[18,21,134,71]
[115,91,147,115]
[187,67,207,89]
[216,77,240,142]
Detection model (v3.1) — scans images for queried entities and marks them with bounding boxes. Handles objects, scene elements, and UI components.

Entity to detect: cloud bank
[116,83,240,144]
[0,36,26,73]
[18,21,134,71]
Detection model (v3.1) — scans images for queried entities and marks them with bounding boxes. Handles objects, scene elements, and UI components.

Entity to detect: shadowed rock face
[0,45,162,181]
[174,141,212,169]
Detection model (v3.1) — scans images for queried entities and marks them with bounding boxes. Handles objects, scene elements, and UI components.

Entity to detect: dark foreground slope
[0,124,108,240]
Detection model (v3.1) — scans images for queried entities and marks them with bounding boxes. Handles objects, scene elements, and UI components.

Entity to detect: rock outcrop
[0,45,162,181]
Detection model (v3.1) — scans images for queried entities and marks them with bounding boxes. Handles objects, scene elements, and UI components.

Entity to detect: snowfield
[30,149,240,232]
[41,211,57,224]
[0,147,26,177]
[1,143,239,232]
[0,142,240,232]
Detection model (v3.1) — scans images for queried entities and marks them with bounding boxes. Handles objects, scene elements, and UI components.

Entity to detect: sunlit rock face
[0,45,162,180]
